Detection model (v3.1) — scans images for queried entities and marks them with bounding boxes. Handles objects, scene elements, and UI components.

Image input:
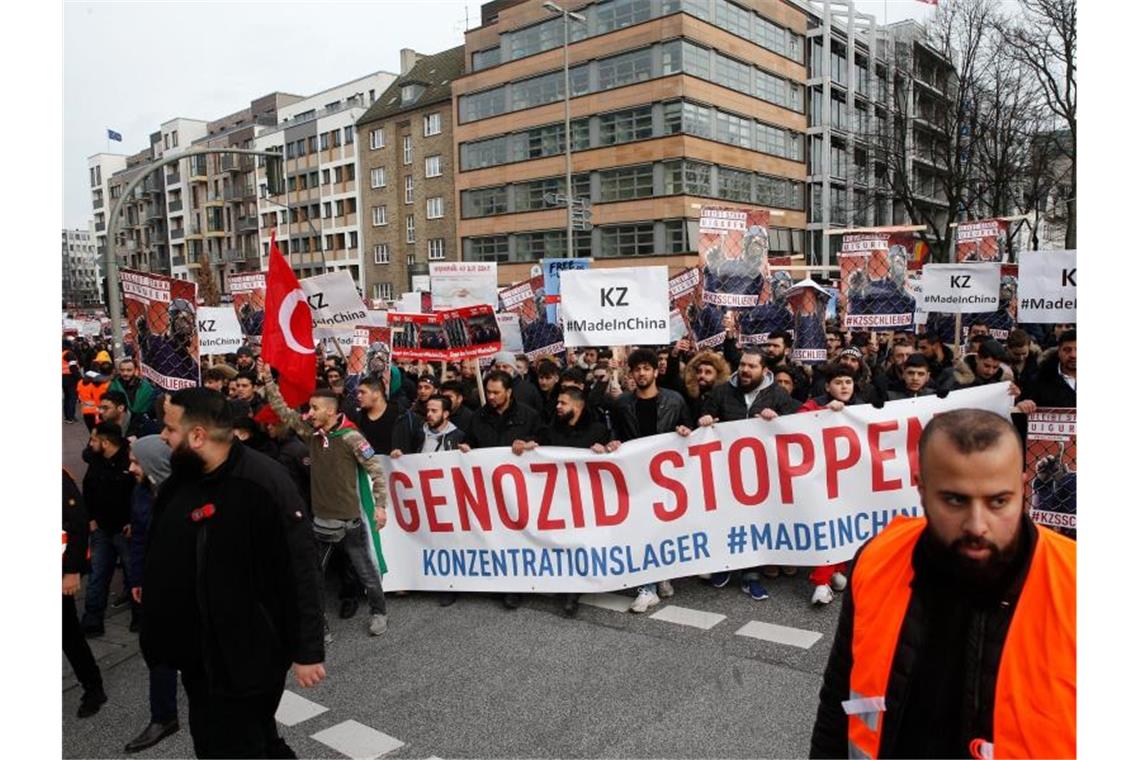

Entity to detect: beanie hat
[492,351,516,367]
[131,435,172,488]
[838,347,863,361]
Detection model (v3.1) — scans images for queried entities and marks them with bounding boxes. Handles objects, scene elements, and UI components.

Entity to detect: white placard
[196,306,245,355]
[397,292,422,314]
[496,312,524,353]
[430,262,499,309]
[1018,250,1076,323]
[920,263,1001,314]
[559,266,670,347]
[299,271,368,338]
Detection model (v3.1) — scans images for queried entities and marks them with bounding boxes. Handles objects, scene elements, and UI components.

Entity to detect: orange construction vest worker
[62,350,77,375]
[845,517,1075,759]
[77,375,110,422]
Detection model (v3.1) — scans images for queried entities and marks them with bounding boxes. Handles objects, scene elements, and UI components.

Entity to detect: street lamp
[543,1,586,259]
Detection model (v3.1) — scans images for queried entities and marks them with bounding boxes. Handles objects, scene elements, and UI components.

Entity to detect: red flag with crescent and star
[261,231,316,407]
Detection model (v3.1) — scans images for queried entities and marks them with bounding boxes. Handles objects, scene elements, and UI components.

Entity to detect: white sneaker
[629,588,660,613]
[368,613,388,636]
[812,585,835,606]
[830,572,848,592]
[657,580,674,598]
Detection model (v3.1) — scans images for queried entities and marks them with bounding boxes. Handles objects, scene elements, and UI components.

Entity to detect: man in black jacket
[439,381,474,435]
[517,386,616,617]
[492,351,545,414]
[460,370,540,610]
[143,388,325,759]
[604,348,690,613]
[63,468,106,718]
[80,422,137,637]
[684,346,801,599]
[1017,328,1076,412]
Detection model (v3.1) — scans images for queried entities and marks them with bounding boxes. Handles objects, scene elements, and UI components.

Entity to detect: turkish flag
[261,232,316,406]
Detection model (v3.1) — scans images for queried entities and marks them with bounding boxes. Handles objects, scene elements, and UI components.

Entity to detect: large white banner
[299,271,368,338]
[377,385,1013,592]
[560,266,670,347]
[496,312,524,353]
[1018,250,1076,322]
[430,262,498,309]
[196,306,245,355]
[920,263,1001,314]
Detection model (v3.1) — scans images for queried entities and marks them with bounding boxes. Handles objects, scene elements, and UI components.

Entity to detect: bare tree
[1003,0,1076,248]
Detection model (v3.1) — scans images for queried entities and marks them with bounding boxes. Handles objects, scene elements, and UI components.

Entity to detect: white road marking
[275,689,329,726]
[579,592,633,612]
[649,605,726,630]
[735,620,823,649]
[311,720,405,759]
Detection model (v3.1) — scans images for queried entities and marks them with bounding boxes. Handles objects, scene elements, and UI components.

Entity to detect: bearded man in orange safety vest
[809,408,1075,759]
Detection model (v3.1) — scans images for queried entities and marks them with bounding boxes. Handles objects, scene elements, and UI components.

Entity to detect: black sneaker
[82,623,105,639]
[438,592,457,607]
[561,595,579,618]
[503,593,521,610]
[77,686,107,718]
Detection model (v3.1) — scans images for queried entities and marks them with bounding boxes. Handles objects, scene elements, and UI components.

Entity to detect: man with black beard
[514,386,616,617]
[764,330,810,401]
[142,389,325,759]
[811,410,1075,759]
[682,346,800,600]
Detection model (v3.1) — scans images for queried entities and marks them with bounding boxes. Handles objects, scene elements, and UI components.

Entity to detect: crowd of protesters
[61,312,1075,756]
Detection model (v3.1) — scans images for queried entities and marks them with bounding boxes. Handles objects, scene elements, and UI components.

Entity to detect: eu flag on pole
[107,129,122,142]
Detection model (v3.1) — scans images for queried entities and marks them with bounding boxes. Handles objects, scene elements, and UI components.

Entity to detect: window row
[459,99,802,172]
[283,163,356,192]
[284,128,354,159]
[368,114,442,151]
[460,160,804,219]
[459,38,801,124]
[471,0,802,72]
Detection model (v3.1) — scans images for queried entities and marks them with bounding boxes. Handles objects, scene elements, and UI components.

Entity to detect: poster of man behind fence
[839,231,915,329]
[699,207,770,308]
[1025,408,1076,540]
[955,218,1009,263]
[498,274,563,360]
[120,269,200,391]
[228,271,266,342]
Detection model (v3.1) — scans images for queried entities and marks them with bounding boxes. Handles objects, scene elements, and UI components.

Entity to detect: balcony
[168,199,183,214]
[170,228,185,240]
[189,164,209,181]
[237,216,259,232]
[172,255,186,267]
[93,197,104,210]
[147,205,165,221]
[166,171,181,186]
[204,192,225,207]
[220,155,253,174]
[224,247,252,262]
[94,221,105,232]
[224,184,248,202]
[144,175,163,195]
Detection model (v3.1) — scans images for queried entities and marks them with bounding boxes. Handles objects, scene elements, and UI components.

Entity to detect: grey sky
[62,0,932,230]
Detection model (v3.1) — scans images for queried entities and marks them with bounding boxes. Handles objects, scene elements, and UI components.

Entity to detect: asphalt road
[62,420,840,759]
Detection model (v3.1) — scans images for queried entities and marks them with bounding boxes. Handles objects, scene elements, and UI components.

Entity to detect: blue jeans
[82,527,131,628]
[150,664,178,724]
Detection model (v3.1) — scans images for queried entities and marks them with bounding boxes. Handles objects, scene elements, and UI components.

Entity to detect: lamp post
[543,2,585,258]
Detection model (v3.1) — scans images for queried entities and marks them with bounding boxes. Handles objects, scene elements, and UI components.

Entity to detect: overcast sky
[62,0,933,229]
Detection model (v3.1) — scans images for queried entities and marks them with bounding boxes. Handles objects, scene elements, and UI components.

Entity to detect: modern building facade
[254,71,398,286]
[357,46,466,304]
[802,1,955,267]
[454,0,811,284]
[62,227,101,308]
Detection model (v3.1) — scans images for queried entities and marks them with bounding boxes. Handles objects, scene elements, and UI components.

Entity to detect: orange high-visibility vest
[77,380,109,417]
[846,516,1075,760]
[62,351,74,375]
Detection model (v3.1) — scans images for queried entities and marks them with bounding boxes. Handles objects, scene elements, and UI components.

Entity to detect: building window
[379,282,394,300]
[372,205,388,226]
[461,186,509,218]
[320,132,329,151]
[599,164,654,202]
[599,224,655,257]
[424,113,441,136]
[371,167,386,188]
[426,196,443,219]
[597,46,653,91]
[596,0,652,33]
[402,135,412,165]
[405,175,414,204]
[406,216,415,243]
[370,128,385,150]
[428,239,445,260]
[425,155,442,178]
[345,125,354,144]
[468,236,509,262]
[598,105,653,145]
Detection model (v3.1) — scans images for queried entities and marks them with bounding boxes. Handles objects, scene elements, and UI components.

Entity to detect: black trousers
[181,666,294,759]
[62,594,101,692]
